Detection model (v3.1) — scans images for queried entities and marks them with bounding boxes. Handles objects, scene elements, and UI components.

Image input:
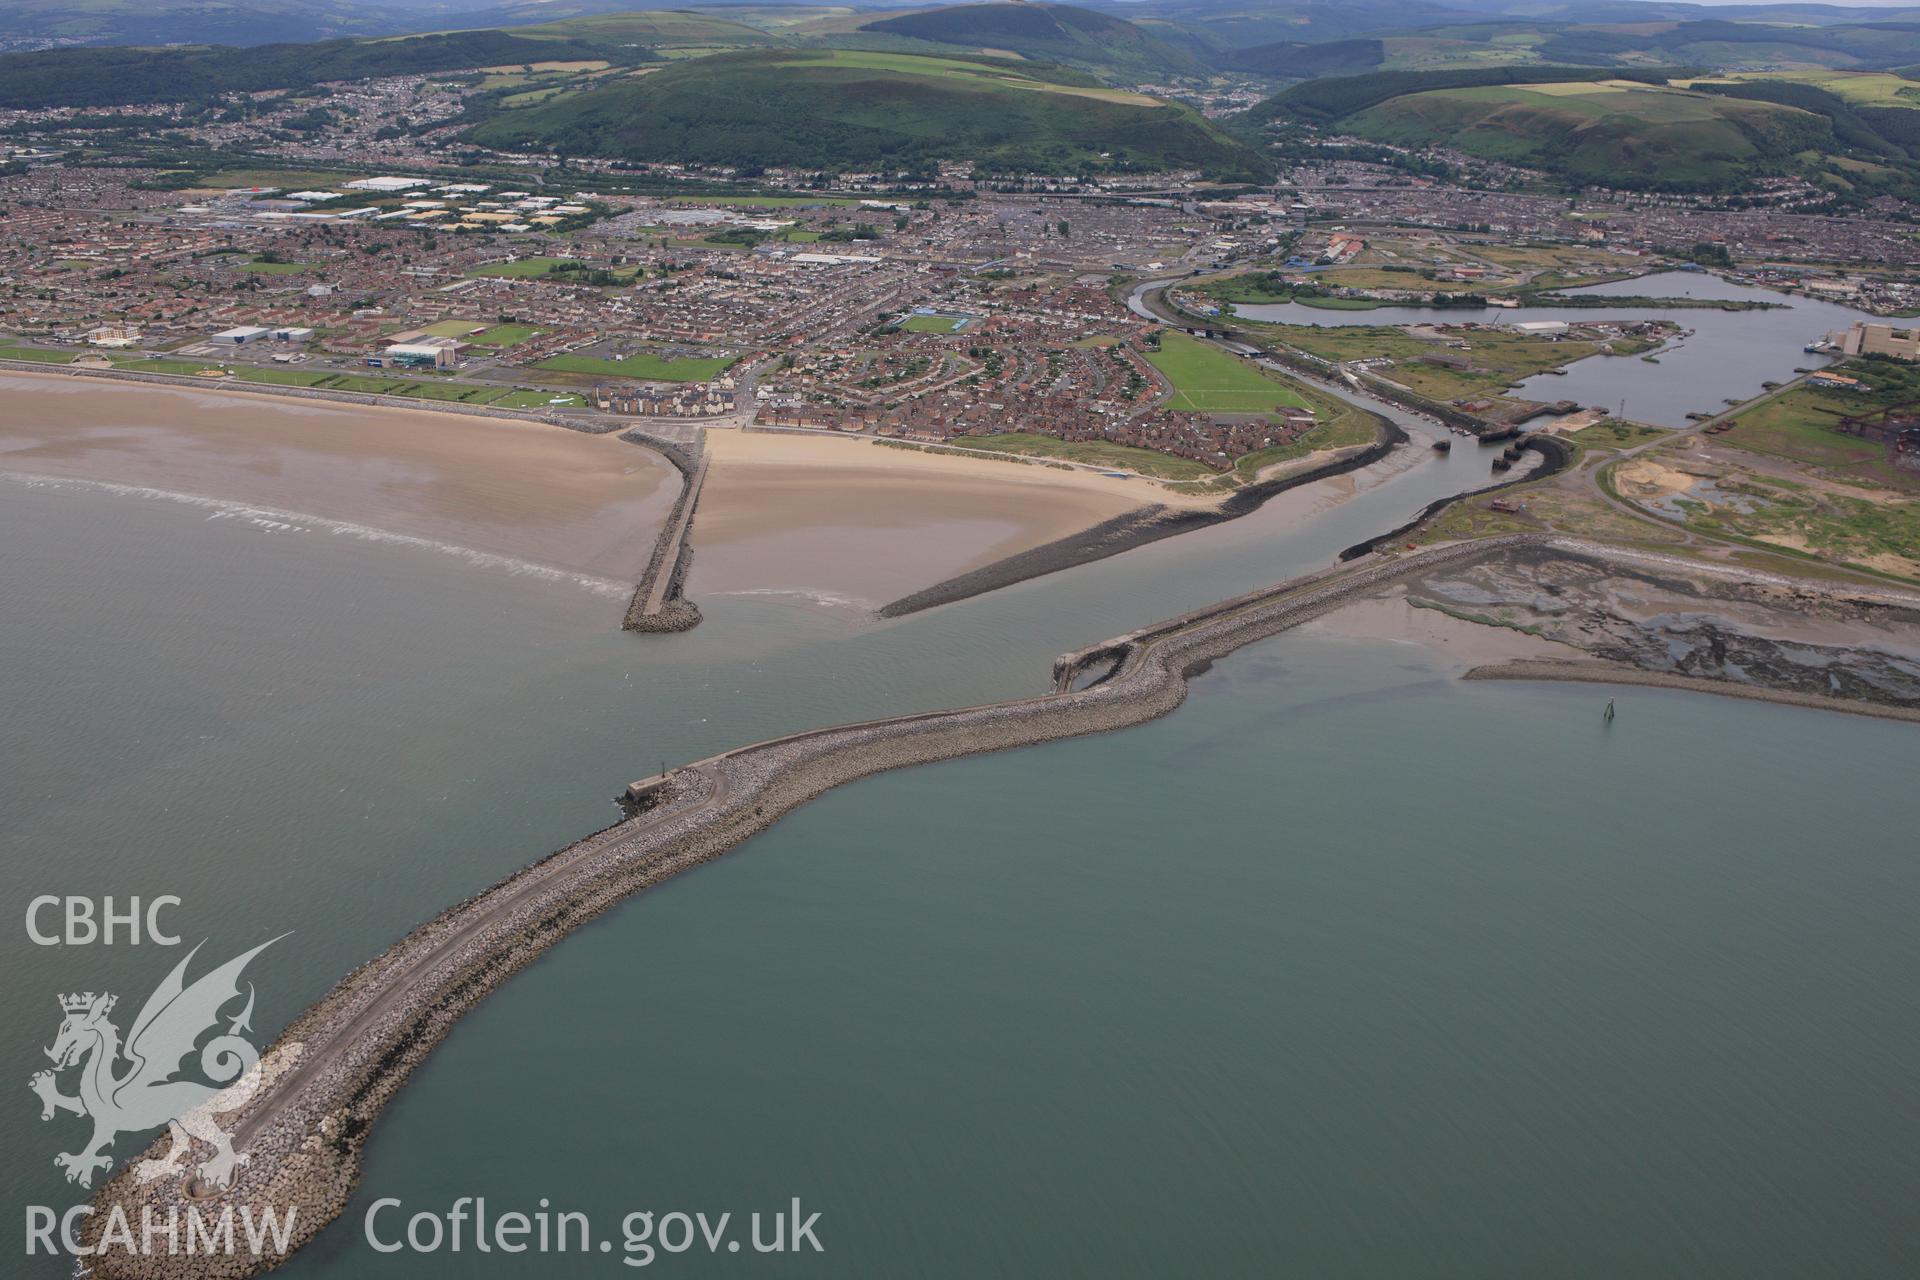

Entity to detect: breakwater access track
[83,534,1553,1278]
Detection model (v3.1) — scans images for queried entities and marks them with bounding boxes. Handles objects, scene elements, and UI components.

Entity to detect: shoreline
[1463,657,1920,724]
[0,366,690,590]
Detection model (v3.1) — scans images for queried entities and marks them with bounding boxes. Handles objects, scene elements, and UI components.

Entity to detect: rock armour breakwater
[621,430,707,632]
[878,420,1407,619]
[79,533,1550,1278]
[1463,658,1920,724]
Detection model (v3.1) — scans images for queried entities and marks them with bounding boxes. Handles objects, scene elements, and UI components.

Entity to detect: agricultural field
[1145,333,1310,414]
[504,11,773,47]
[1683,71,1920,110]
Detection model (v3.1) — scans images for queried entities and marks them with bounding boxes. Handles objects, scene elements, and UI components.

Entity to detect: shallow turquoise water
[5,441,1917,1276]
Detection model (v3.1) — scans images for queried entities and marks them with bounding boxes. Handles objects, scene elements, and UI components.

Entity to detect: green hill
[0,29,628,109]
[852,4,1202,79]
[1342,80,1826,189]
[1248,68,1885,191]
[1217,38,1386,80]
[467,48,1269,178]
[453,9,775,48]
[0,0,407,49]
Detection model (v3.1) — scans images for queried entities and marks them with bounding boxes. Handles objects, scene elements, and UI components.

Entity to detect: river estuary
[5,358,1917,1274]
[1233,269,1887,427]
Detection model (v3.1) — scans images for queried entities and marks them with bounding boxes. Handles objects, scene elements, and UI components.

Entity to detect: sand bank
[0,371,678,580]
[690,430,1198,607]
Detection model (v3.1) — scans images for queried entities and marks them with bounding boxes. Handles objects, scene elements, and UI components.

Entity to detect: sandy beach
[691,430,1213,607]
[0,371,677,580]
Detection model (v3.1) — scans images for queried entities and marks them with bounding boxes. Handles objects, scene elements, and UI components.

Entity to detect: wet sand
[0,372,677,580]
[1299,588,1576,671]
[691,430,1205,607]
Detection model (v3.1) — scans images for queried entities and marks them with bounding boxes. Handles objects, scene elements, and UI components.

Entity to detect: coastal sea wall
[78,533,1546,1279]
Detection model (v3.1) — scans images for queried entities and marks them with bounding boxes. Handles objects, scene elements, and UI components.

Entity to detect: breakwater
[1337,434,1574,561]
[1464,658,1920,724]
[78,532,1551,1278]
[620,429,708,632]
[877,420,1407,618]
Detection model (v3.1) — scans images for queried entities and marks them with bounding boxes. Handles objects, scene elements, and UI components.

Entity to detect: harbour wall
[80,533,1550,1278]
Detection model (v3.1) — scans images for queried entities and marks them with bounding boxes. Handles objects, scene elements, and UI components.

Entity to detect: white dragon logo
[30,938,282,1191]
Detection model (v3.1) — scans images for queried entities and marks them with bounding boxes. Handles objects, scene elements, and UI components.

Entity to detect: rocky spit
[78,533,1551,1278]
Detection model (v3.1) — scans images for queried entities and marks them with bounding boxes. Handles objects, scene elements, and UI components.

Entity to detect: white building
[345,176,431,193]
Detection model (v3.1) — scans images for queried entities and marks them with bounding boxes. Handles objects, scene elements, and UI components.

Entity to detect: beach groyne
[77,532,1547,1279]
[621,429,708,633]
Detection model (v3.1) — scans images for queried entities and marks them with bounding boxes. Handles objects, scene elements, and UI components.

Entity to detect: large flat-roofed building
[210,325,272,345]
[1832,321,1920,361]
[382,337,464,369]
[345,176,430,193]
